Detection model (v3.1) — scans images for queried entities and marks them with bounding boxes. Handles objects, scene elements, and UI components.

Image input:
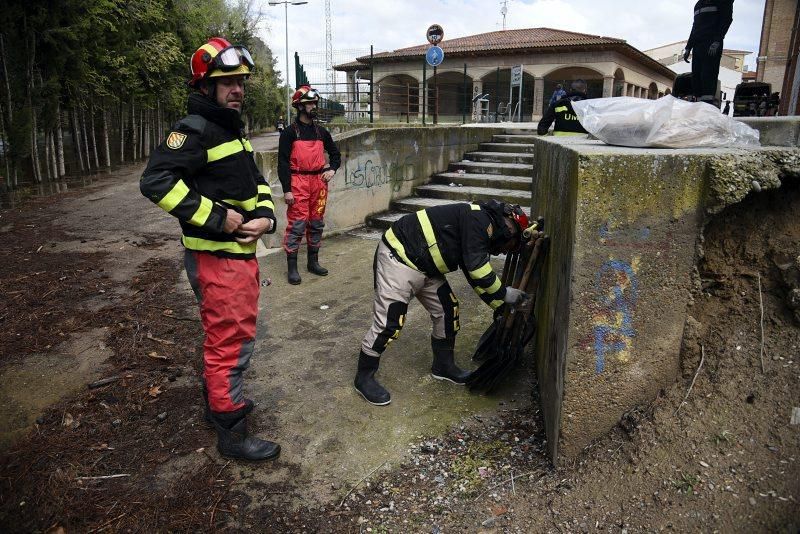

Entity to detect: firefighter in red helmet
[141,37,280,461]
[277,84,341,284]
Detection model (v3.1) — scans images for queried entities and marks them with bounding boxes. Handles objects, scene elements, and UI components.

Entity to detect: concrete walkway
[226,234,532,504]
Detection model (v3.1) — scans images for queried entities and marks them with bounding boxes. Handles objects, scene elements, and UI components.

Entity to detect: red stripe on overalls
[283,125,328,254]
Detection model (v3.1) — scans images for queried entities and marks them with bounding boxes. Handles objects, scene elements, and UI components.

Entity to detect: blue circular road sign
[426,46,444,67]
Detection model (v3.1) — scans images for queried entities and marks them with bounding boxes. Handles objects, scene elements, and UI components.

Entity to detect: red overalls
[283,124,328,254]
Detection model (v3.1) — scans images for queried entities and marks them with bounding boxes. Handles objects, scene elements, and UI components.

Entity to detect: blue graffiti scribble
[593,259,638,373]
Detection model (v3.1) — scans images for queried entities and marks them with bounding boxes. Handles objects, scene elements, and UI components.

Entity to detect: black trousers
[691,40,722,102]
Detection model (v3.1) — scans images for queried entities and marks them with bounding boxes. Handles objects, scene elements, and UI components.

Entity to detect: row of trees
[0,0,286,189]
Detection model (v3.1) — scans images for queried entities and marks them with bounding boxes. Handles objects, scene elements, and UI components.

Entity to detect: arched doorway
[479,68,535,121]
[613,68,626,97]
[543,66,604,113]
[426,71,473,121]
[376,74,419,121]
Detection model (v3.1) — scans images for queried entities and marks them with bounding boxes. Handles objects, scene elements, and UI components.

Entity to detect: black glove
[707,41,720,56]
[682,48,691,63]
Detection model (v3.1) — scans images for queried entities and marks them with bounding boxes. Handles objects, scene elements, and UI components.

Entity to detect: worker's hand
[284,192,295,205]
[503,287,529,306]
[321,169,335,183]
[235,218,272,244]
[707,41,720,56]
[223,209,244,234]
[682,48,691,63]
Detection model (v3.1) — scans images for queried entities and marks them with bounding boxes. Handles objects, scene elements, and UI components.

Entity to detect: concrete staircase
[367,130,536,230]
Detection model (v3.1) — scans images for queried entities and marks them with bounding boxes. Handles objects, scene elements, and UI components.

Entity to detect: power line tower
[325,0,335,94]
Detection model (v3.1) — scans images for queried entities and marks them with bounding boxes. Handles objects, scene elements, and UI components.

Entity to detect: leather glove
[707,41,720,56]
[682,48,691,63]
[503,287,528,306]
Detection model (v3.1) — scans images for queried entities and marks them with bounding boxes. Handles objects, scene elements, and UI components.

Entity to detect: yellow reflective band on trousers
[553,131,584,137]
[416,210,449,274]
[181,235,257,255]
[385,228,420,271]
[187,196,213,226]
[469,262,493,280]
[157,179,190,213]
[207,139,252,163]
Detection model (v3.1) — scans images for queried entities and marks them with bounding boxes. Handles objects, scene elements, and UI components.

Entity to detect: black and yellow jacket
[383,202,508,309]
[537,92,588,136]
[140,93,276,258]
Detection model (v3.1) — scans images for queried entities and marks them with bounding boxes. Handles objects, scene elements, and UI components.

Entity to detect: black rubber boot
[431,336,471,385]
[212,416,281,461]
[287,253,302,285]
[354,350,391,406]
[307,249,328,276]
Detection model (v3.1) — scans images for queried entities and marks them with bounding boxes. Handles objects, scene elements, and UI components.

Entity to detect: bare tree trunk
[48,129,57,180]
[102,105,111,168]
[142,107,150,158]
[43,130,51,181]
[80,106,91,170]
[119,102,125,164]
[55,101,66,177]
[71,107,85,173]
[0,102,10,188]
[89,107,99,169]
[31,106,42,183]
[130,99,138,161]
[156,100,163,143]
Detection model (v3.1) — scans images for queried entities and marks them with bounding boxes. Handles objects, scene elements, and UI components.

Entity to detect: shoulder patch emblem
[487,223,493,238]
[166,132,187,150]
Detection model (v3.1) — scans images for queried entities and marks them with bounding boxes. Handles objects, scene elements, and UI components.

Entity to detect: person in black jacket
[353,200,531,406]
[278,85,341,284]
[682,0,734,105]
[140,37,280,462]
[537,79,588,136]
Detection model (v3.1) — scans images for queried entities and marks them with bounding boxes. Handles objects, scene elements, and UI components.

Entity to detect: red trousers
[283,173,328,254]
[184,251,259,413]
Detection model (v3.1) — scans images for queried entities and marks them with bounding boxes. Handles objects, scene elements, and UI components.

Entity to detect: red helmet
[507,204,529,234]
[189,37,254,87]
[291,85,320,108]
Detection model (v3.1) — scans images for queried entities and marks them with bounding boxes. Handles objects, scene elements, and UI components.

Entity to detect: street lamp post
[268,0,308,122]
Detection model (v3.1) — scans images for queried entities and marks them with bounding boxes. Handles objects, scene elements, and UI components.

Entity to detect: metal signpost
[509,65,523,122]
[425,24,445,125]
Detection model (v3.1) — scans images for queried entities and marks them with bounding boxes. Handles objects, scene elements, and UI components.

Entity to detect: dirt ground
[0,162,798,532]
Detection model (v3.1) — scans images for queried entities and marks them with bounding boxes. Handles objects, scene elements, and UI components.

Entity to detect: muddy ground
[0,162,798,533]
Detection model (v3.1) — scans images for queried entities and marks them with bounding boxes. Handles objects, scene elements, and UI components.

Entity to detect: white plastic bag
[571,95,760,148]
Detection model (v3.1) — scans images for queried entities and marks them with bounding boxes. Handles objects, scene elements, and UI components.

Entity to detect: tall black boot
[431,336,471,385]
[353,350,391,406]
[287,253,301,285]
[212,405,280,462]
[307,248,328,276]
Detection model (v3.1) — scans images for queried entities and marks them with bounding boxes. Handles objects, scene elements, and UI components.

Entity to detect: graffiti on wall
[592,257,640,374]
[345,156,418,192]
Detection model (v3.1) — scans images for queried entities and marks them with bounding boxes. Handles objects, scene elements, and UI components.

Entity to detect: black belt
[290,167,327,175]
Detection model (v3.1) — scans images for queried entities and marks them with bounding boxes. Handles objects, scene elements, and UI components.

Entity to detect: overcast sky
[257,0,766,87]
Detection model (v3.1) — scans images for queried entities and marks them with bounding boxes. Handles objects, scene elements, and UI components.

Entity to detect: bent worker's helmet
[189,37,254,87]
[504,203,529,234]
[292,85,321,108]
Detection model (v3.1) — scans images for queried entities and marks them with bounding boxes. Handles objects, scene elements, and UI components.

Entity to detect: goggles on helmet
[212,45,255,72]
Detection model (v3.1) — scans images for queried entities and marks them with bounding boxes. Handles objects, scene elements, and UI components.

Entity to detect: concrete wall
[531,135,800,463]
[254,126,504,248]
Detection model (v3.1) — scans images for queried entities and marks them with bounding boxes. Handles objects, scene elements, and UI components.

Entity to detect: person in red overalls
[278,85,341,284]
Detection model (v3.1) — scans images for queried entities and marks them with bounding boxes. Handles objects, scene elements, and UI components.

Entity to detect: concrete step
[492,134,538,143]
[432,172,531,191]
[479,142,536,153]
[504,128,538,135]
[466,151,535,164]
[415,184,530,204]
[448,160,533,177]
[368,198,533,230]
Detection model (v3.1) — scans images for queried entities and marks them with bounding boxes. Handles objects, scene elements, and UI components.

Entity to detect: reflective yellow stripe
[222,196,258,212]
[474,277,502,295]
[489,299,504,310]
[469,262,493,280]
[243,139,253,152]
[553,131,584,137]
[257,184,270,195]
[554,106,568,113]
[157,180,190,212]
[416,210,448,274]
[182,235,257,255]
[470,203,481,210]
[256,199,275,210]
[188,196,213,226]
[207,140,245,163]
[385,228,419,271]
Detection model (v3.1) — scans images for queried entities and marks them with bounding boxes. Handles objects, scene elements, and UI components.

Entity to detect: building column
[533,77,545,118]
[346,72,356,119]
[602,76,614,98]
[418,80,426,121]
